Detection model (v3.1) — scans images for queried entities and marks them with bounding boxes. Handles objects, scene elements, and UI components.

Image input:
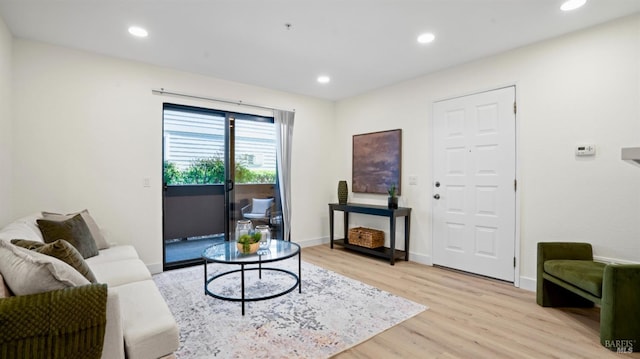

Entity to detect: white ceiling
[1,0,640,101]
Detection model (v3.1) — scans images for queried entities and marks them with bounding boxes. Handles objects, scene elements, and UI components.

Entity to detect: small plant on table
[237,232,263,254]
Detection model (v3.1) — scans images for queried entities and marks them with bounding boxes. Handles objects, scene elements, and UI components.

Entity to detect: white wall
[0,16,12,226]
[7,14,640,283]
[335,15,640,284]
[11,40,335,272]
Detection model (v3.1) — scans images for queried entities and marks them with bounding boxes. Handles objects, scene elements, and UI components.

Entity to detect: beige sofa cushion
[0,273,12,298]
[103,289,125,359]
[112,280,180,359]
[85,245,139,265]
[0,213,44,242]
[90,259,151,287]
[0,240,89,295]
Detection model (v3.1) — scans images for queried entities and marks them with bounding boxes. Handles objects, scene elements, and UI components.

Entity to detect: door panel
[162,105,228,269]
[230,116,282,240]
[163,185,225,240]
[433,86,516,282]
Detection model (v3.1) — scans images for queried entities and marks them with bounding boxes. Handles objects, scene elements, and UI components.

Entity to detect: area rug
[153,259,427,358]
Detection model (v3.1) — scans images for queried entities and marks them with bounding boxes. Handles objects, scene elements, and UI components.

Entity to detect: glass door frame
[225,112,280,241]
[162,103,279,270]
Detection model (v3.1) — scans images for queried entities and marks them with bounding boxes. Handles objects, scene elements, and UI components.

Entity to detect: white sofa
[0,213,180,359]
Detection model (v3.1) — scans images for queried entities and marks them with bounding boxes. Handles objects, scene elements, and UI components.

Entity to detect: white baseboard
[409,252,432,266]
[147,262,163,275]
[294,236,330,248]
[519,276,536,292]
[594,255,639,265]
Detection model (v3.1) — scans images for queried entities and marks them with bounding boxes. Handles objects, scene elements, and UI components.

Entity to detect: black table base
[204,265,300,315]
[203,245,302,315]
[329,203,411,265]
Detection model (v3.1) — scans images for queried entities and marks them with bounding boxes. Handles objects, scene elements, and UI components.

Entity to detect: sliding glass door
[162,104,280,269]
[230,116,282,241]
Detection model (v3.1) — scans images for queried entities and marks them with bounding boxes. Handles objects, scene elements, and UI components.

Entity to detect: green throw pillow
[42,209,110,250]
[37,214,99,259]
[11,239,98,283]
[10,239,45,250]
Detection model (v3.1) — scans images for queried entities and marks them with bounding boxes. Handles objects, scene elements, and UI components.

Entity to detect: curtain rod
[151,88,294,113]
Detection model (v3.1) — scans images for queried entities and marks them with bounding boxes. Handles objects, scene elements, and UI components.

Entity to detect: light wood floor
[302,245,640,359]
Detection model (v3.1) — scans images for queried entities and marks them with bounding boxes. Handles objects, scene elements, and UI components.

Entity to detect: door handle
[226,179,234,192]
[433,194,440,200]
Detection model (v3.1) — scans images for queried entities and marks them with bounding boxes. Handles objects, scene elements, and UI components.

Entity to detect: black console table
[329,203,411,265]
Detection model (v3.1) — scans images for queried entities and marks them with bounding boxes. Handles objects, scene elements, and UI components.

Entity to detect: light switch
[143,178,151,188]
[575,144,596,156]
[409,175,418,185]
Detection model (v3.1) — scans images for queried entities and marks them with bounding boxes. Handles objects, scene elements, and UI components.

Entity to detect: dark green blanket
[0,283,107,359]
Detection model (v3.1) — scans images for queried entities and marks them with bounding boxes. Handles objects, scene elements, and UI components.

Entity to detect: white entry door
[432,86,516,282]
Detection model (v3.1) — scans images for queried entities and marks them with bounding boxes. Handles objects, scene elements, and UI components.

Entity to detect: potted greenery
[388,183,398,209]
[237,232,262,254]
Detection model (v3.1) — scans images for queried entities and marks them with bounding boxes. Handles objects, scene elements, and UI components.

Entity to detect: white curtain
[273,110,295,241]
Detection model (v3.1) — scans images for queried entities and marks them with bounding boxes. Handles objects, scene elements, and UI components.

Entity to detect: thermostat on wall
[575,144,596,156]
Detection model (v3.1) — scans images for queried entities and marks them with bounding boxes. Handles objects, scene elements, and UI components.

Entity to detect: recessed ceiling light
[560,0,586,11]
[317,75,330,84]
[128,26,148,38]
[417,32,436,44]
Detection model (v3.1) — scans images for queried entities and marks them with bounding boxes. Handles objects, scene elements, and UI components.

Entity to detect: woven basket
[348,227,384,248]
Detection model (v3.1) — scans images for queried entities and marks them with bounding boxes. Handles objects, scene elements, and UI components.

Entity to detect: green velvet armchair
[537,242,640,352]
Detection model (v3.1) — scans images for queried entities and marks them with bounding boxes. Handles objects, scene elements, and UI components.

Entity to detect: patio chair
[241,198,274,225]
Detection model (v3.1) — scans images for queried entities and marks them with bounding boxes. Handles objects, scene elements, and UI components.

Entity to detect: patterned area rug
[153,259,427,358]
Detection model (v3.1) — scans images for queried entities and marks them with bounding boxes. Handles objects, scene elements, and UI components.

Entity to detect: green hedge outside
[164,157,276,185]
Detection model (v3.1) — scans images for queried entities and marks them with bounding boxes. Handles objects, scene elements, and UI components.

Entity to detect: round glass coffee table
[202,239,301,315]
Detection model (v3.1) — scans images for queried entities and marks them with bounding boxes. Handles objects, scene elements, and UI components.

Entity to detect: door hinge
[514,257,517,267]
[513,102,517,114]
[514,179,517,192]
